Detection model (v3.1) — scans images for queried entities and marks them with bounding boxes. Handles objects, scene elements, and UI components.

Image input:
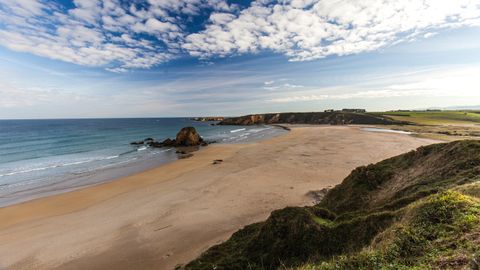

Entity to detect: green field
[373,110,480,125]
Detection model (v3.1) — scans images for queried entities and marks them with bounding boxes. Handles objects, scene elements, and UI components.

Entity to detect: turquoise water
[0,118,286,206]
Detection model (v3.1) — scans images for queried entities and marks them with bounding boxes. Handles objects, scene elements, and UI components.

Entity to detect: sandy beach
[0,126,439,270]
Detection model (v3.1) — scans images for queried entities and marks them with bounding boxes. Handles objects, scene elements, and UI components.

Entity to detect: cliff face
[218,112,403,125]
[185,140,480,270]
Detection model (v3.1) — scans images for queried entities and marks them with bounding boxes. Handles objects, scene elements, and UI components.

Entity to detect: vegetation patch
[297,191,480,270]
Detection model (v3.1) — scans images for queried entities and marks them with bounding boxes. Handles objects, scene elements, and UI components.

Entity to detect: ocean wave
[0,155,120,178]
[230,128,246,133]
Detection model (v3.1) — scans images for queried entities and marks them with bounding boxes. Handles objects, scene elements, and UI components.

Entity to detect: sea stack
[175,127,204,146]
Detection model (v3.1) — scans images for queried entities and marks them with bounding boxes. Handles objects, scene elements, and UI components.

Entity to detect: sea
[0,118,286,207]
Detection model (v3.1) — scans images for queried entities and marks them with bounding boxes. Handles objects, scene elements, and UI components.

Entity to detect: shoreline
[0,125,439,269]
[0,125,287,208]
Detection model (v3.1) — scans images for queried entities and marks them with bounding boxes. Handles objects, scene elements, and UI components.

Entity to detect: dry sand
[0,126,439,270]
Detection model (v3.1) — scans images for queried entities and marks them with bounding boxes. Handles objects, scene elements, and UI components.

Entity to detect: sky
[1,0,480,118]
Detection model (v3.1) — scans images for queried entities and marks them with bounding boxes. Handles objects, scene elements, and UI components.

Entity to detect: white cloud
[0,0,480,70]
[184,0,480,61]
[0,81,85,108]
[263,80,303,90]
[267,66,480,103]
[0,0,236,70]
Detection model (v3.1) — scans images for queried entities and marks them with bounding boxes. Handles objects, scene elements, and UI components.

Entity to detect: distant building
[342,109,366,113]
[324,109,335,113]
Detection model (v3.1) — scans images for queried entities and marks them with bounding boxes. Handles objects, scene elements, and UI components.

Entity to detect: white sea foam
[0,155,120,178]
[230,128,246,133]
[361,127,413,134]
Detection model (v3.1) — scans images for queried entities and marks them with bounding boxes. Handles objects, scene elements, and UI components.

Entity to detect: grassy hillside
[375,111,480,125]
[184,140,480,270]
[374,111,480,125]
[371,111,480,140]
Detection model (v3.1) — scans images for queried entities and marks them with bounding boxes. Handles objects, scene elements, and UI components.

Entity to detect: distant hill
[428,105,480,111]
[185,140,480,270]
[218,112,404,126]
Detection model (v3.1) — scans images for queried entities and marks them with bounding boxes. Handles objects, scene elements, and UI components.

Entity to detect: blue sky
[1,0,480,118]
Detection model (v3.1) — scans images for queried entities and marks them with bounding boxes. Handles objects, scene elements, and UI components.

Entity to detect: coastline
[0,124,287,208]
[0,125,439,270]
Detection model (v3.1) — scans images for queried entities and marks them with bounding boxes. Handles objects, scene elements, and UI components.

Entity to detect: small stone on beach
[213,159,223,165]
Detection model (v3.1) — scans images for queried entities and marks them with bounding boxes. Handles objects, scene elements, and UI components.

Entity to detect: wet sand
[0,126,439,270]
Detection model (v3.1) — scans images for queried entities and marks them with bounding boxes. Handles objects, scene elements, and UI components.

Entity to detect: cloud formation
[1,0,480,70]
[0,0,235,70]
[184,0,480,61]
[267,66,480,103]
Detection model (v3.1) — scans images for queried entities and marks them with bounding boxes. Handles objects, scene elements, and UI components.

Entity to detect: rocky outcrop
[218,112,405,126]
[175,127,204,146]
[130,127,206,148]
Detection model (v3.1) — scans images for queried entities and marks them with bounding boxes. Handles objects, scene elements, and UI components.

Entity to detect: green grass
[367,110,480,140]
[373,110,480,125]
[295,190,480,270]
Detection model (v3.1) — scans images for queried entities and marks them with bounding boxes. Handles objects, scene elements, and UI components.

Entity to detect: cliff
[185,140,480,270]
[218,112,404,125]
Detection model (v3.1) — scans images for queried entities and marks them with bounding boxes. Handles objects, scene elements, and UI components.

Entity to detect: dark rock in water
[131,127,206,149]
[148,141,162,147]
[130,141,144,145]
[176,150,187,154]
[161,138,176,147]
[175,127,204,146]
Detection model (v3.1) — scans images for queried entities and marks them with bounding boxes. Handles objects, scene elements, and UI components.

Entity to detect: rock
[148,141,163,147]
[130,127,207,149]
[130,141,144,145]
[161,138,176,147]
[213,159,223,165]
[175,127,204,146]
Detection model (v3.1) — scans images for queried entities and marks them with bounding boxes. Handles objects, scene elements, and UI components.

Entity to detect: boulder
[175,127,204,146]
[131,127,206,149]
